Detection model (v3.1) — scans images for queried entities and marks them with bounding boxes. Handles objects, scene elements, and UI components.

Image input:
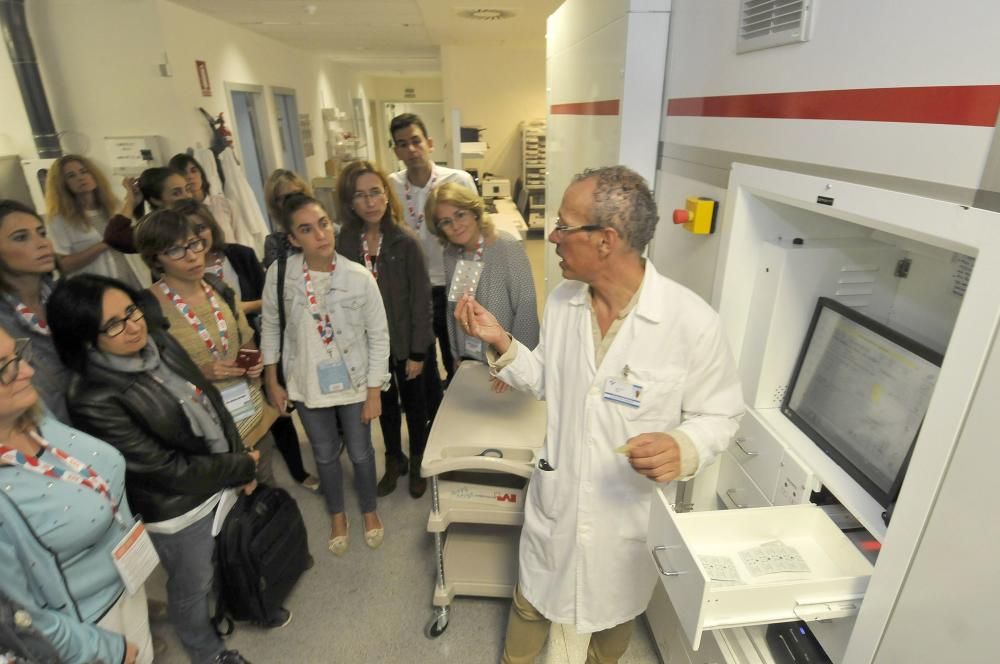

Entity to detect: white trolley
[420,362,546,638]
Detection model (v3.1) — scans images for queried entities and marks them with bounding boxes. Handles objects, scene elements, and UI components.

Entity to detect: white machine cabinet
[420,362,546,638]
[646,164,1000,663]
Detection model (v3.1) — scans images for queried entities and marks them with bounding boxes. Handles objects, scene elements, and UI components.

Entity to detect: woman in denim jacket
[261,194,390,557]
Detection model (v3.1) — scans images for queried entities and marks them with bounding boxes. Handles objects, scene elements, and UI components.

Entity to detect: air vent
[457,8,517,22]
[737,0,813,54]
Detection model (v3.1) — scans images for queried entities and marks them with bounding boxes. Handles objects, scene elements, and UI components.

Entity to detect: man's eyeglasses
[352,189,386,203]
[99,304,145,338]
[552,222,603,238]
[0,338,32,386]
[436,209,475,230]
[161,238,207,260]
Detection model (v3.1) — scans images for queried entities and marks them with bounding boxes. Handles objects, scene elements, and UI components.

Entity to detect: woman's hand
[200,359,246,381]
[455,295,510,354]
[119,177,142,217]
[265,380,289,414]
[124,641,138,664]
[404,359,424,380]
[489,376,510,394]
[361,387,381,424]
[245,356,264,379]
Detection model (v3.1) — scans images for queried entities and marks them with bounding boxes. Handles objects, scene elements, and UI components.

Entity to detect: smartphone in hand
[235,348,262,369]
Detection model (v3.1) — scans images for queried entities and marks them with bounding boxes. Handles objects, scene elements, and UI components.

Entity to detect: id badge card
[603,377,643,408]
[220,380,254,422]
[112,520,160,596]
[448,259,484,302]
[464,337,483,355]
[317,358,351,394]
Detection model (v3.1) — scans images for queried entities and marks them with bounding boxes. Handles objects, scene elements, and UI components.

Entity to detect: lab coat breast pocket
[617,367,686,435]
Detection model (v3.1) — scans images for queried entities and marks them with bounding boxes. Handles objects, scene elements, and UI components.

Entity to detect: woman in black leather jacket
[47,274,257,664]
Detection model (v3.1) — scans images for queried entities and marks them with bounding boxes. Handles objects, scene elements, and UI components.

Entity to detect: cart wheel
[424,610,449,639]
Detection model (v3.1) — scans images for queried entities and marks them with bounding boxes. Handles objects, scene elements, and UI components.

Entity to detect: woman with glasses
[426,182,539,380]
[335,161,436,499]
[46,276,258,664]
[0,200,72,421]
[179,199,320,491]
[261,193,390,556]
[0,329,155,664]
[136,209,279,488]
[44,155,147,288]
[169,153,239,243]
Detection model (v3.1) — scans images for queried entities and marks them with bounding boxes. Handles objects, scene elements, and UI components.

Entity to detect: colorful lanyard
[302,259,337,348]
[13,302,48,336]
[158,280,230,359]
[403,171,438,231]
[459,235,485,262]
[205,256,225,280]
[362,232,383,279]
[0,432,123,525]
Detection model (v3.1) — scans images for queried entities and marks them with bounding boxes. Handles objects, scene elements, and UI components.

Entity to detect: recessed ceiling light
[458,8,517,21]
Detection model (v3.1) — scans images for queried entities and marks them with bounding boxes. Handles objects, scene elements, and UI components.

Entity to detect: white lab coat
[219,147,270,258]
[496,262,744,632]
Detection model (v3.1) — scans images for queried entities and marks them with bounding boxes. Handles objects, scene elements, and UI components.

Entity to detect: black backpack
[212,485,312,632]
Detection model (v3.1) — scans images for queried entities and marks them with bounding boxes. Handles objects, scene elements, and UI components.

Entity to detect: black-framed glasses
[552,222,603,238]
[436,209,475,230]
[99,305,145,337]
[0,338,32,386]
[161,238,206,260]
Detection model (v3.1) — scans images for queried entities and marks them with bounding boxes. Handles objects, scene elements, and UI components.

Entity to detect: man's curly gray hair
[572,166,658,253]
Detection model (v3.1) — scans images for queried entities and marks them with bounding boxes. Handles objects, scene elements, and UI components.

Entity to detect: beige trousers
[501,584,635,664]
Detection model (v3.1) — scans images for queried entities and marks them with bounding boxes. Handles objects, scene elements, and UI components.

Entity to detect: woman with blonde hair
[262,169,314,269]
[426,182,539,376]
[44,154,147,287]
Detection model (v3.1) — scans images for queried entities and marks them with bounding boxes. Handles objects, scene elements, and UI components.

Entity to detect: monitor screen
[782,297,942,509]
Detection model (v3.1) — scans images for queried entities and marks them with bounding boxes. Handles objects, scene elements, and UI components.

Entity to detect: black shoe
[376,454,408,497]
[214,650,252,664]
[261,607,293,629]
[409,455,427,498]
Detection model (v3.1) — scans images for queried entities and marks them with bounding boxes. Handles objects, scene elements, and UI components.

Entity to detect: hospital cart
[420,362,546,638]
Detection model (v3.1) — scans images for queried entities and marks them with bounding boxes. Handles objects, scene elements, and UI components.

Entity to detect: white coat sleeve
[494,324,547,401]
[260,262,280,365]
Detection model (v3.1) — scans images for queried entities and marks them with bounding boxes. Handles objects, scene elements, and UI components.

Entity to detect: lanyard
[403,171,438,231]
[149,372,213,416]
[0,432,123,525]
[362,232,383,279]
[205,256,225,280]
[458,235,485,262]
[13,302,49,336]
[302,258,337,348]
[158,280,230,359]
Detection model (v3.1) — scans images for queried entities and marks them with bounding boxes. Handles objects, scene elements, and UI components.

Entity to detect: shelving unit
[420,362,546,638]
[520,120,546,229]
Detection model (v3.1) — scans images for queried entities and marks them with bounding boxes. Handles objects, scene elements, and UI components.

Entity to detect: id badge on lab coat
[317,358,351,394]
[448,259,484,302]
[112,520,160,596]
[603,377,644,408]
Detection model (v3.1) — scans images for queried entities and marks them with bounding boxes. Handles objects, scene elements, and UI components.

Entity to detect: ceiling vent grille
[737,0,813,54]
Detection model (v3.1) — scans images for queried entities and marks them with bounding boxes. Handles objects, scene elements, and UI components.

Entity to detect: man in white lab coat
[456,166,744,663]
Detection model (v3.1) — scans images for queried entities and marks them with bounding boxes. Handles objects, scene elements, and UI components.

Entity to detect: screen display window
[782,298,942,509]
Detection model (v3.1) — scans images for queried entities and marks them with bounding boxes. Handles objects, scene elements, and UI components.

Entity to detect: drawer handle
[726,489,748,509]
[734,437,758,457]
[651,545,683,577]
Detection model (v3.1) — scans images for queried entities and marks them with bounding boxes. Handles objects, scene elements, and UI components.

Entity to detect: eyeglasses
[161,238,207,260]
[0,338,32,386]
[99,304,146,337]
[552,222,603,238]
[352,189,386,203]
[436,209,475,230]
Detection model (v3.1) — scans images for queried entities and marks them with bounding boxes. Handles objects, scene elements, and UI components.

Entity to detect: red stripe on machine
[666,85,1000,127]
[550,99,621,116]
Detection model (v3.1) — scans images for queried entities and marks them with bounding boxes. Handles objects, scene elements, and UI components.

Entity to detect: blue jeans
[294,400,377,515]
[147,512,223,664]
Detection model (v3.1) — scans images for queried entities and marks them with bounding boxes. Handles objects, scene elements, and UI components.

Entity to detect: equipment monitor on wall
[781,297,942,515]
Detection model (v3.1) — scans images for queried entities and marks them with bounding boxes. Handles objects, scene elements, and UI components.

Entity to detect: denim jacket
[260,251,390,392]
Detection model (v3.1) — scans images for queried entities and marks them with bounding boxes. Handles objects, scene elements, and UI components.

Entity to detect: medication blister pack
[738,540,811,576]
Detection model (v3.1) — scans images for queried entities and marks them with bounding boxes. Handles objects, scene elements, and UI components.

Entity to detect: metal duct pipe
[0,0,61,158]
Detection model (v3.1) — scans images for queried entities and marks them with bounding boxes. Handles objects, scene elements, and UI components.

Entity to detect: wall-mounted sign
[404,87,416,99]
[196,60,211,97]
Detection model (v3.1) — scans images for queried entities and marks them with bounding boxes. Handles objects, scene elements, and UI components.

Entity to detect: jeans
[147,513,223,664]
[294,400,377,514]
[431,286,455,385]
[270,416,308,483]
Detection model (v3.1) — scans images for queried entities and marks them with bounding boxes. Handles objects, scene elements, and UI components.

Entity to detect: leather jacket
[66,298,256,523]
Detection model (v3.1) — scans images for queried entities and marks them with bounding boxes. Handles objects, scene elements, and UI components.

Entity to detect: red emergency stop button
[672,209,690,225]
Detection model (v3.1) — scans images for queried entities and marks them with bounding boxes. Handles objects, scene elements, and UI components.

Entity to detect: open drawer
[647,491,872,650]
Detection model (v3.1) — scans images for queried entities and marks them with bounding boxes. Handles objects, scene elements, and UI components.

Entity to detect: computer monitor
[782,297,942,512]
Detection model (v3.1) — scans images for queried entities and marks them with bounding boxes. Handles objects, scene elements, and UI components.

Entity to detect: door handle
[651,545,683,577]
[734,437,758,457]
[726,489,748,509]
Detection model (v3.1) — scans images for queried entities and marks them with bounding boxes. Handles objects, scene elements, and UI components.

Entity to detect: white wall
[441,44,547,184]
